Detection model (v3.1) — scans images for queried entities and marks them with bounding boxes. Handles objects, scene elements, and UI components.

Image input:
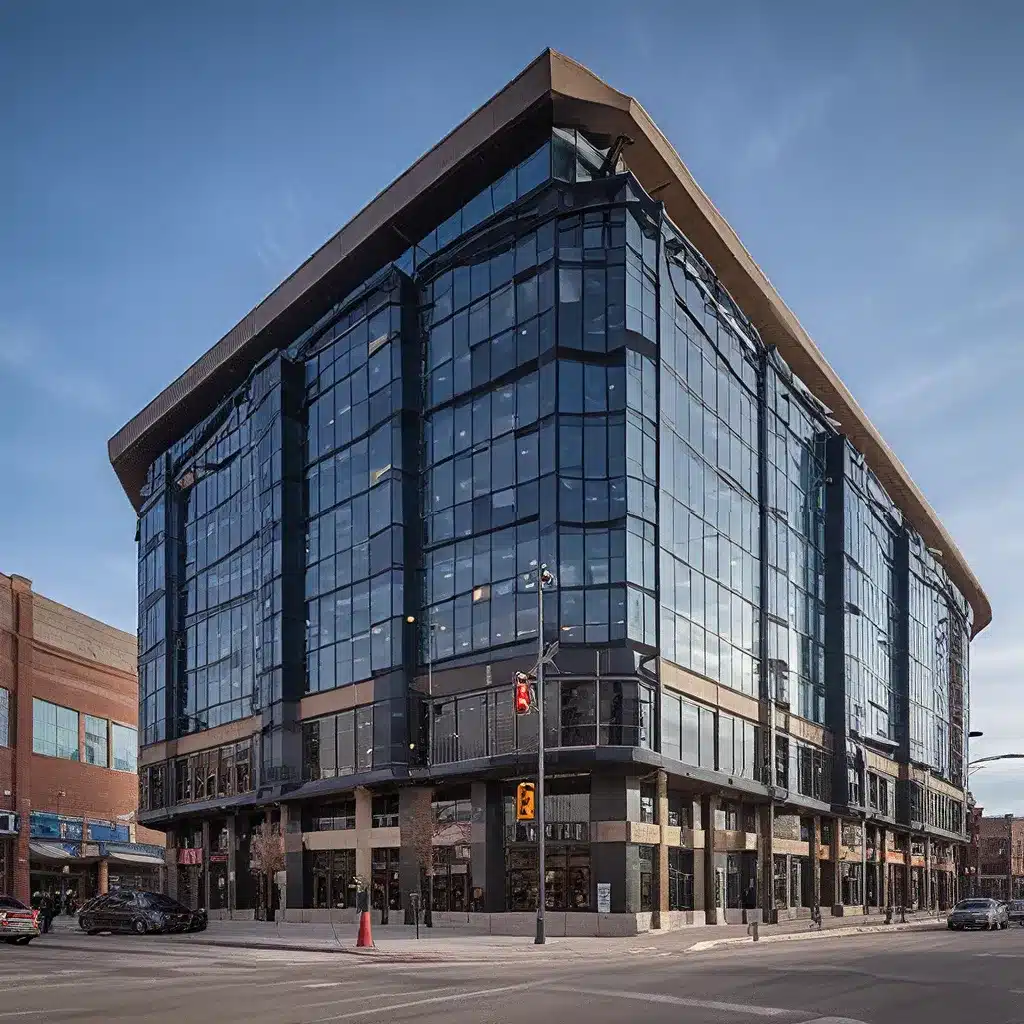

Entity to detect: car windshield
[956,900,993,910]
[0,896,27,910]
[142,894,184,911]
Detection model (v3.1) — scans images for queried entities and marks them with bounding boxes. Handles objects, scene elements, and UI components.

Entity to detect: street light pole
[535,564,553,946]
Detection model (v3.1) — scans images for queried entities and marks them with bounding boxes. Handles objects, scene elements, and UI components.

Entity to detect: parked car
[0,896,40,944]
[947,897,1009,931]
[1006,899,1024,925]
[78,890,207,936]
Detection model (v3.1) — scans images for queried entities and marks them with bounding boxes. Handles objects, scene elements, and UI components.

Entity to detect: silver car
[948,898,1009,931]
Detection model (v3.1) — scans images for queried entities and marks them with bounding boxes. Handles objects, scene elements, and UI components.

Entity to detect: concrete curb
[36,933,542,964]
[686,918,942,952]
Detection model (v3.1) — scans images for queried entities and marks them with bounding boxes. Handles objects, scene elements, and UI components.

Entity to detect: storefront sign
[178,847,203,866]
[597,883,611,913]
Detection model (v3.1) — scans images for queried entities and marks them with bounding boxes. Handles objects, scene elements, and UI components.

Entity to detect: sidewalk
[46,909,946,961]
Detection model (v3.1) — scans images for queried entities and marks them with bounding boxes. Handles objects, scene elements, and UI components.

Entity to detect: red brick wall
[0,571,161,901]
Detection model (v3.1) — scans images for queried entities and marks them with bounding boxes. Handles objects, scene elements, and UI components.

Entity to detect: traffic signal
[516,782,536,821]
[513,672,533,715]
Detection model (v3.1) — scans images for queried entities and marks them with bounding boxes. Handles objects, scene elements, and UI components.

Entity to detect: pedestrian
[39,892,54,934]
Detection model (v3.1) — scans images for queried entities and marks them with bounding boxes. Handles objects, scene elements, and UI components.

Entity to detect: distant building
[106,49,988,931]
[0,572,165,903]
[968,807,1024,900]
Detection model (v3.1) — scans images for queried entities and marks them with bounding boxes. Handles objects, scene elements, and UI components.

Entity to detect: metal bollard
[747,919,760,941]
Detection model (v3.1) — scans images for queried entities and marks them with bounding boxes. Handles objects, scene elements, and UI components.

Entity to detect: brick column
[653,770,669,928]
[98,858,109,895]
[354,787,372,884]
[12,577,33,904]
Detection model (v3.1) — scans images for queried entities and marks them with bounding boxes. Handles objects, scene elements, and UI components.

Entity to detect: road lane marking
[0,1012,77,1019]
[550,986,795,1018]
[309,981,539,1021]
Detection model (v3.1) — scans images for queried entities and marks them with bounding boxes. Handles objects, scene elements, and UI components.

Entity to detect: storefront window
[505,845,591,912]
[371,848,401,911]
[310,849,357,909]
[638,844,655,912]
[841,863,863,906]
[431,845,472,912]
[773,854,788,909]
[668,848,693,910]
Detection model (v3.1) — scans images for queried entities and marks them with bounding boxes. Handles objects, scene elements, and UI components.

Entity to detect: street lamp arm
[969,754,1024,767]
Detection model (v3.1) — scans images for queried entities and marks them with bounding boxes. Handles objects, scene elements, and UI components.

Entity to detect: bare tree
[403,790,472,926]
[249,821,285,920]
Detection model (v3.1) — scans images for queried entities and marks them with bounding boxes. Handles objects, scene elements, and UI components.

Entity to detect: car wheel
[131,918,147,935]
[15,936,33,945]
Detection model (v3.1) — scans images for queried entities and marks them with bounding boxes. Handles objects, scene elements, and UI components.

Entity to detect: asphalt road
[5,924,1024,1022]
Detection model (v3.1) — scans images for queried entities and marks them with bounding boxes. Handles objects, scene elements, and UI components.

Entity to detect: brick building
[968,807,1024,900]
[0,571,165,904]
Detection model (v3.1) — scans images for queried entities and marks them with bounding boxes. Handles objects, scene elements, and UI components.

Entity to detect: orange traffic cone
[356,910,373,947]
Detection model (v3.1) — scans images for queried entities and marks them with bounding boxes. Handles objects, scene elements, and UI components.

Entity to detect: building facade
[108,51,989,932]
[967,808,1024,900]
[0,572,165,904]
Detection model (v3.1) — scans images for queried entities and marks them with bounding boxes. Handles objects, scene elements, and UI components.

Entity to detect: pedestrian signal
[516,782,536,821]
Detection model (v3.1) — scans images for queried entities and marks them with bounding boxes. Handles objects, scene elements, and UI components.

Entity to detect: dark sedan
[79,890,207,935]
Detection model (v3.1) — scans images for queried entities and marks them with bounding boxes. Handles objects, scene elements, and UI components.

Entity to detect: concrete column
[830,817,841,914]
[227,816,237,913]
[811,815,821,912]
[704,794,720,924]
[165,828,178,903]
[98,858,109,896]
[354,787,372,884]
[924,837,933,911]
[880,829,890,908]
[471,781,506,913]
[759,801,774,924]
[201,820,211,910]
[690,797,705,919]
[653,770,669,928]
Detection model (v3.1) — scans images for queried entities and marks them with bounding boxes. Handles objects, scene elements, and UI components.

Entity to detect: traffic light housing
[516,782,536,821]
[513,672,533,715]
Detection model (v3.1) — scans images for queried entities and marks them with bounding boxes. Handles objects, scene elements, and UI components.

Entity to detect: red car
[0,896,40,944]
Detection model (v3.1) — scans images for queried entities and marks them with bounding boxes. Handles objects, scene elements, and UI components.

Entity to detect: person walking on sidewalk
[38,892,55,934]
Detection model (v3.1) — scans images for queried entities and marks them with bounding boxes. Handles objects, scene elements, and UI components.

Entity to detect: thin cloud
[740,77,845,173]
[0,323,112,415]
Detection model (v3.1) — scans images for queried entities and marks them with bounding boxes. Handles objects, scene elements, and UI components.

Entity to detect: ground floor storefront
[154,769,966,930]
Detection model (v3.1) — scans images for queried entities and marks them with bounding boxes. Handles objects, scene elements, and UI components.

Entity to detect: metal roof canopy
[107,48,990,636]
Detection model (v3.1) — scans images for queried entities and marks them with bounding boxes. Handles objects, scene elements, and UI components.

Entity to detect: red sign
[178,848,203,866]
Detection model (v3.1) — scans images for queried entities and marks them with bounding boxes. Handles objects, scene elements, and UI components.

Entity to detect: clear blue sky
[2,1,1022,809]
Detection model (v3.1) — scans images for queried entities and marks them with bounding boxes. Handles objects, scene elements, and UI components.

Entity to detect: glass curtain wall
[764,358,827,724]
[657,218,761,696]
[843,448,899,744]
[908,533,971,787]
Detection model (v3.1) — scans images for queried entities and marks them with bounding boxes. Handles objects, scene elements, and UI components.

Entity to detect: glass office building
[111,50,989,929]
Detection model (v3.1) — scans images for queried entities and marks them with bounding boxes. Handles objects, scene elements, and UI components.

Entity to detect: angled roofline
[107,48,991,636]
